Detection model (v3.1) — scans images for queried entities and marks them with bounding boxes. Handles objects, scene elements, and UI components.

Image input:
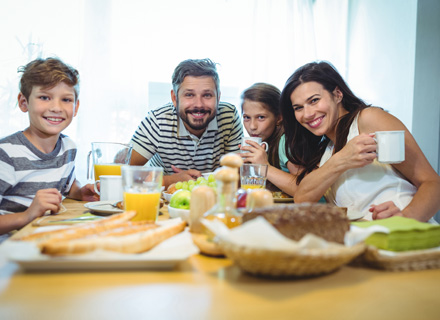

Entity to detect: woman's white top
[319,114,417,221]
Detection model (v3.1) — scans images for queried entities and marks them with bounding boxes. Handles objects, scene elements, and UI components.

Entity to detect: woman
[280,61,440,221]
[240,83,300,196]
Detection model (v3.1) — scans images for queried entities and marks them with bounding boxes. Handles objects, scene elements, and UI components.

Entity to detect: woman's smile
[307,115,325,129]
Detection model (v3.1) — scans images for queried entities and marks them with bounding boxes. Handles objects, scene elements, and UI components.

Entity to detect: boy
[0,57,98,239]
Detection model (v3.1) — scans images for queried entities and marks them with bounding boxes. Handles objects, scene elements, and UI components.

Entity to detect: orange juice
[241,184,264,190]
[94,164,123,181]
[123,192,161,222]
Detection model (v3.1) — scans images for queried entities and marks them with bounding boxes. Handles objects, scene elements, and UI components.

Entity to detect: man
[130,58,243,188]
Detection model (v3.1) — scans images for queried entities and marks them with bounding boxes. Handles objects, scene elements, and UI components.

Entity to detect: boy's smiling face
[18,82,79,141]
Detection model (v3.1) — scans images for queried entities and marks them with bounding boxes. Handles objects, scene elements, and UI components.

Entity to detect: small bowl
[168,206,190,222]
[202,172,215,180]
[162,192,173,202]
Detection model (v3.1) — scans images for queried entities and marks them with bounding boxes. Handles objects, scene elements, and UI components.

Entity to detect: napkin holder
[352,246,440,271]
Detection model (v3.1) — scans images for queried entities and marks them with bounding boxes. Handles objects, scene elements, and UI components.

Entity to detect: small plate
[273,197,294,203]
[84,201,124,215]
[347,208,366,221]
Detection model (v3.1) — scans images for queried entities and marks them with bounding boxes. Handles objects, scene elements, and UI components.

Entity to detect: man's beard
[177,103,217,132]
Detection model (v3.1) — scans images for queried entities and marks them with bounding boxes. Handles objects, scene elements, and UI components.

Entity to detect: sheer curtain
[0,0,348,184]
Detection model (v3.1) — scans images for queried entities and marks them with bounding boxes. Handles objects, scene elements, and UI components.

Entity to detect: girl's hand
[239,140,269,165]
[336,133,377,170]
[370,201,403,220]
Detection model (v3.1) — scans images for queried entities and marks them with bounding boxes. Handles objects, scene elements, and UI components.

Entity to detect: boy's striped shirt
[0,132,76,214]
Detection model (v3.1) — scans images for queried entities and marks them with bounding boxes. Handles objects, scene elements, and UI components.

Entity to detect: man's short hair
[18,57,80,101]
[172,58,220,98]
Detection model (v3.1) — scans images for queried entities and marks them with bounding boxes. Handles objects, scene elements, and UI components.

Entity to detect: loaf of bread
[18,210,186,255]
[19,210,137,244]
[242,203,349,244]
[41,221,186,255]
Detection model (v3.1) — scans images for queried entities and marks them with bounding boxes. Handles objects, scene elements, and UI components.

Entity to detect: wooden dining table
[0,199,439,320]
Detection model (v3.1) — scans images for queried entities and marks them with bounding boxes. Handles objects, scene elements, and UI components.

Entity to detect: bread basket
[220,240,366,278]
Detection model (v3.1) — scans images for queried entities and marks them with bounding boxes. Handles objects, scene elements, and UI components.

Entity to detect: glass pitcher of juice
[87,142,133,181]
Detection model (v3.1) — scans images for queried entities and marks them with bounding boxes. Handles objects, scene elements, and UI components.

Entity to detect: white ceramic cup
[375,130,405,164]
[240,137,269,153]
[94,175,123,201]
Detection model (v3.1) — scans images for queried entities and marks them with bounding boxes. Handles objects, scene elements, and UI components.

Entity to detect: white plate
[347,208,366,221]
[84,201,123,214]
[1,223,199,271]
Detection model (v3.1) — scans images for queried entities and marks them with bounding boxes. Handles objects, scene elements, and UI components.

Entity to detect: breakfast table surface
[0,199,439,320]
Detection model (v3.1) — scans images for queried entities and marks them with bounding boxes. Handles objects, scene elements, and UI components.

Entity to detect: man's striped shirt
[0,132,76,214]
[131,102,243,174]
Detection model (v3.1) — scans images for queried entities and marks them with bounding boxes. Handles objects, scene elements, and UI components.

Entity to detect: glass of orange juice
[87,142,133,181]
[121,166,163,222]
[240,164,268,190]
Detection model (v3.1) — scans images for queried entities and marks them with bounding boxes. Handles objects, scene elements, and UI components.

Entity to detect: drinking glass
[240,164,268,190]
[121,166,163,222]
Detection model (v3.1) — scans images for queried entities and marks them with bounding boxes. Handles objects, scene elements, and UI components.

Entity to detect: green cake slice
[351,216,440,251]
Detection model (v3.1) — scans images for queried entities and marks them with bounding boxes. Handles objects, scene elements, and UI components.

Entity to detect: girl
[280,61,440,221]
[240,83,300,196]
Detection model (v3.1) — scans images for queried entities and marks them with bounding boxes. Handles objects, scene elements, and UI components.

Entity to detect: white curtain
[0,0,349,184]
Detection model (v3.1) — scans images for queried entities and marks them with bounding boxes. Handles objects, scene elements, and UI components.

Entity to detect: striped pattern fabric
[0,132,76,214]
[131,102,243,174]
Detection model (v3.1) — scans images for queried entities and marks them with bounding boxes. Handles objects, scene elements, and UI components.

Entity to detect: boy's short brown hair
[18,57,80,101]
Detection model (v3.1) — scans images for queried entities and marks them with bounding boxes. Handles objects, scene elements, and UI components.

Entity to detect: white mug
[375,130,405,164]
[94,175,123,201]
[240,137,269,153]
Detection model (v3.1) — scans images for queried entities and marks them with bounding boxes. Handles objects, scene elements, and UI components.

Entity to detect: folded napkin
[351,216,440,251]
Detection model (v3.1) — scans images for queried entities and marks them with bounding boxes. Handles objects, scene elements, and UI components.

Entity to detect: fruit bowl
[202,172,215,180]
[168,205,190,223]
[163,192,173,202]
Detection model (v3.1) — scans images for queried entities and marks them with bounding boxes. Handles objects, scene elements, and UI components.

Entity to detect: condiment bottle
[189,185,216,233]
[203,153,243,229]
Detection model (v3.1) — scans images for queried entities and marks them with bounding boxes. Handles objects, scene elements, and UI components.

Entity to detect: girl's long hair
[280,61,370,184]
[241,83,283,169]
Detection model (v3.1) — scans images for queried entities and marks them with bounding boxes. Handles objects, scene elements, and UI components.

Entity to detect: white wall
[345,0,440,174]
[412,0,440,174]
[412,0,440,222]
[345,0,418,131]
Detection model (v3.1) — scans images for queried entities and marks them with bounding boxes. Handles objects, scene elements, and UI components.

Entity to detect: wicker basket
[220,241,366,278]
[352,246,440,271]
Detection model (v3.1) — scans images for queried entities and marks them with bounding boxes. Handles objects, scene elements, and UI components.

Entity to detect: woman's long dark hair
[280,61,370,184]
[241,83,283,169]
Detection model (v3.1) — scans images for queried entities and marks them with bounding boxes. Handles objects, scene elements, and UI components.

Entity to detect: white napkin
[202,217,389,250]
